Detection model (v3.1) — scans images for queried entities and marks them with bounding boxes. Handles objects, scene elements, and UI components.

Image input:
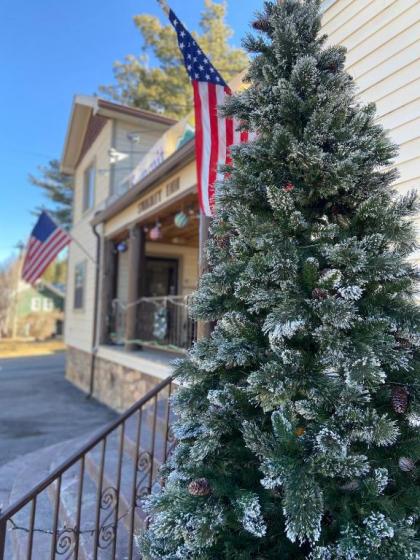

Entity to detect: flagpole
[156,0,170,15]
[43,210,97,267]
[69,233,97,267]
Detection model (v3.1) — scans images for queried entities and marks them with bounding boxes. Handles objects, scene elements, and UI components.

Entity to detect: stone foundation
[66,346,163,412]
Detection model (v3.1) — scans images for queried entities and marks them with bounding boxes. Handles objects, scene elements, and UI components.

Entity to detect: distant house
[15,281,65,339]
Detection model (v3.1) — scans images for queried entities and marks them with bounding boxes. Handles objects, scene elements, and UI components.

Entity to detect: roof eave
[92,138,196,226]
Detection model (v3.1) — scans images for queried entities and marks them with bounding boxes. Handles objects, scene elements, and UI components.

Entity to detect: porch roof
[91,137,195,226]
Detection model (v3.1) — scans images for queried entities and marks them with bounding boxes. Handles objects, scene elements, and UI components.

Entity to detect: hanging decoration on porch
[116,240,128,253]
[153,306,168,341]
[174,211,189,229]
[150,222,162,241]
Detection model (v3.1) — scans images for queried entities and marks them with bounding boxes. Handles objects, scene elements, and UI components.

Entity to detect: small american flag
[22,212,70,285]
[169,9,255,217]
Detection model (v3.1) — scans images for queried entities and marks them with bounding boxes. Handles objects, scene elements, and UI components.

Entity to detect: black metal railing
[110,296,196,351]
[0,377,176,560]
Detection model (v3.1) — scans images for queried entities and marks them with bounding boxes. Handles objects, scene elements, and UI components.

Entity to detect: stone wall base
[66,346,162,412]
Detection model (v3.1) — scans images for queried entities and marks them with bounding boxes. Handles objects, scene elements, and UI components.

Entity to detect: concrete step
[1,435,91,559]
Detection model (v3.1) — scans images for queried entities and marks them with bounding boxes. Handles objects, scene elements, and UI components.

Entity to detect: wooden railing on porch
[0,377,176,559]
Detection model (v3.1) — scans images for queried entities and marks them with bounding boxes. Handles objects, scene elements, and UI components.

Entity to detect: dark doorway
[144,257,179,297]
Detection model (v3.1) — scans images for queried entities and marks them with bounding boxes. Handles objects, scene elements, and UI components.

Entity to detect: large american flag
[169,9,255,217]
[22,212,70,285]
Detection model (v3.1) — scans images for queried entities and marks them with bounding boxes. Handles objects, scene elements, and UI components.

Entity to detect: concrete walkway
[0,353,117,467]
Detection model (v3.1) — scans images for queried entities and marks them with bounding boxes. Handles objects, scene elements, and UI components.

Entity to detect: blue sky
[0,0,260,263]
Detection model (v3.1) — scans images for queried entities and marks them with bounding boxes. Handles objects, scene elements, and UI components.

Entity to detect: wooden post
[125,225,145,351]
[98,237,117,345]
[196,213,211,340]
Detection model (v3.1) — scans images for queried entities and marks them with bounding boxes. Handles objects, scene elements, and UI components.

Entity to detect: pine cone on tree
[399,457,415,472]
[188,478,212,497]
[395,333,411,349]
[391,386,409,414]
[252,17,271,32]
[312,288,328,300]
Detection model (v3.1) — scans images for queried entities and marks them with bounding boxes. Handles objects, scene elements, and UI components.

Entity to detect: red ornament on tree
[283,182,295,193]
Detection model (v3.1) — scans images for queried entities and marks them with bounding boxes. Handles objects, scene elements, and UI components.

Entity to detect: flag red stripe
[25,236,69,285]
[25,233,69,285]
[22,239,41,275]
[24,230,69,284]
[207,83,219,213]
[23,228,65,282]
[193,81,205,216]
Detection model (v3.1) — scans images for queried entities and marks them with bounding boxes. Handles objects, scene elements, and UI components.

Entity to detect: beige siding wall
[112,121,164,195]
[321,0,420,259]
[65,122,113,353]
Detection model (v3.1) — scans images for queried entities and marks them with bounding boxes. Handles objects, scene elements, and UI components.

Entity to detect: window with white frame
[83,164,96,212]
[31,297,41,312]
[74,261,86,310]
[43,298,54,312]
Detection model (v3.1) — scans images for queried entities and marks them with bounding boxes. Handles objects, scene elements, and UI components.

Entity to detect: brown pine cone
[399,457,415,472]
[312,288,328,300]
[188,478,212,497]
[395,333,411,349]
[391,386,409,414]
[252,17,271,32]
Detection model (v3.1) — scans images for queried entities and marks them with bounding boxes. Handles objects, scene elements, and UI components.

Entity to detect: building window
[74,261,86,310]
[31,297,41,312]
[83,165,96,212]
[43,298,54,312]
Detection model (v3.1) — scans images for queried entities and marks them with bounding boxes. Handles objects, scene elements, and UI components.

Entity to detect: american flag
[22,212,71,285]
[169,9,255,217]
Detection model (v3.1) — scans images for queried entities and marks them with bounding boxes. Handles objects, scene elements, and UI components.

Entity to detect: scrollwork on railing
[97,486,119,550]
[98,524,116,550]
[56,528,77,557]
[101,486,118,511]
[137,450,153,474]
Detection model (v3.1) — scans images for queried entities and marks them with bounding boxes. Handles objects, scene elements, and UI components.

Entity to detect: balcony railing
[109,295,196,352]
[0,377,176,559]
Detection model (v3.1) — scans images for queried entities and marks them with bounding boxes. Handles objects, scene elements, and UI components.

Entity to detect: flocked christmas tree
[140,1,420,557]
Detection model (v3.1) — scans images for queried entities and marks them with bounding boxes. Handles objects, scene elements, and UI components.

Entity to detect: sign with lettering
[130,114,195,188]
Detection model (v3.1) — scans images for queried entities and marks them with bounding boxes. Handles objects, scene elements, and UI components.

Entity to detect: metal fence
[0,377,176,560]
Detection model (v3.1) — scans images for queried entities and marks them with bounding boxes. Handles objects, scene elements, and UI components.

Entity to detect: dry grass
[0,339,66,358]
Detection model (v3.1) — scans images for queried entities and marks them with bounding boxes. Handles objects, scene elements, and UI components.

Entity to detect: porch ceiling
[143,192,199,248]
[111,192,199,248]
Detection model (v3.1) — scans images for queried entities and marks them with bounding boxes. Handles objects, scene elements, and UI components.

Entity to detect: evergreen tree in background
[141,1,420,558]
[99,0,247,119]
[28,159,73,229]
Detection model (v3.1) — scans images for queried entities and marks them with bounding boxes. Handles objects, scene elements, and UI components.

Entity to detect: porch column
[196,214,212,340]
[125,224,145,351]
[98,236,117,345]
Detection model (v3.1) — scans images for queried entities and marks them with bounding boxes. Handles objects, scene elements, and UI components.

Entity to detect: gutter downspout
[88,222,102,398]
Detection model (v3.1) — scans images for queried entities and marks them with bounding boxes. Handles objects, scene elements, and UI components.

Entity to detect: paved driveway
[0,353,117,466]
